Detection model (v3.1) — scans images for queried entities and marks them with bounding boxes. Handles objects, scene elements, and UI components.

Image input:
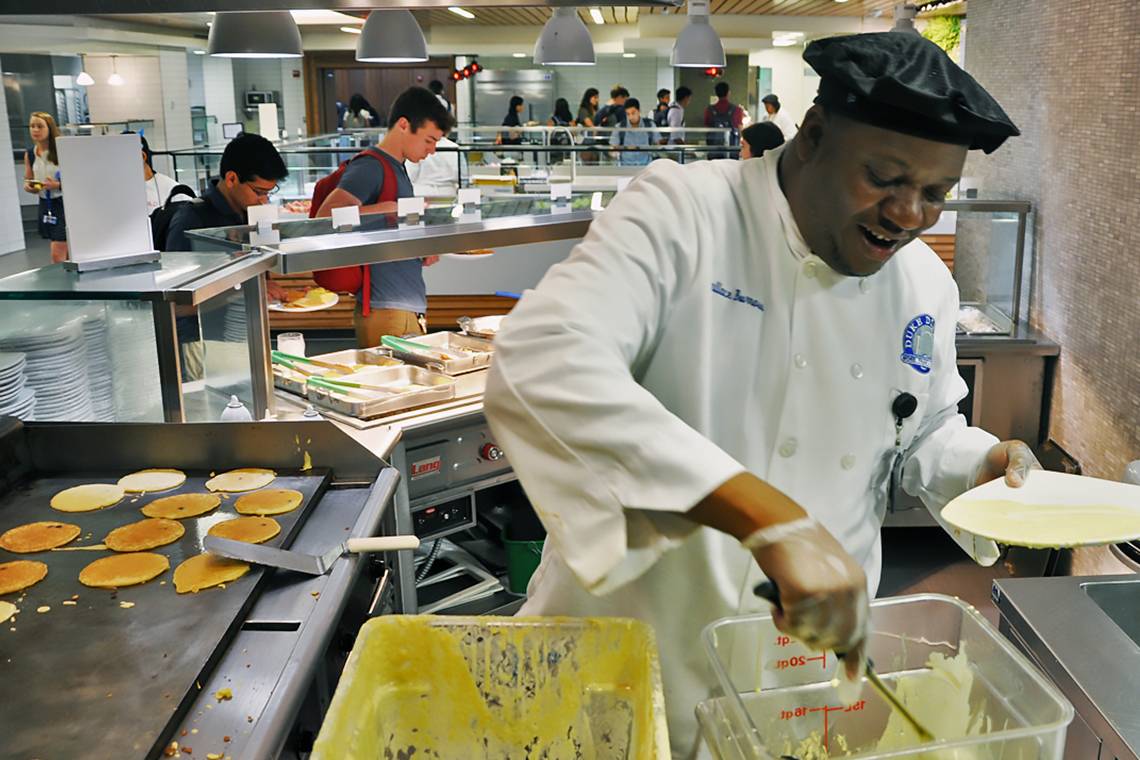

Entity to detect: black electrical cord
[415,538,443,583]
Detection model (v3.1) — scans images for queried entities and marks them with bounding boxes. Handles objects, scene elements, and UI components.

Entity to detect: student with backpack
[312,86,454,348]
[704,81,745,159]
[594,86,629,145]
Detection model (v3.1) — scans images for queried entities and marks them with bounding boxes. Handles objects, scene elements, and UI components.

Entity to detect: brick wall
[965,0,1140,478]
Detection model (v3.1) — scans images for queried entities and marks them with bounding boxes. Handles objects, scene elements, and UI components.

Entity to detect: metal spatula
[204,535,420,576]
[753,580,935,744]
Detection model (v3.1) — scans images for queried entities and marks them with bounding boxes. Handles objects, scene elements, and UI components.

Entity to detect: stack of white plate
[0,315,94,421]
[0,352,35,420]
[108,302,163,422]
[81,307,116,422]
[223,295,249,343]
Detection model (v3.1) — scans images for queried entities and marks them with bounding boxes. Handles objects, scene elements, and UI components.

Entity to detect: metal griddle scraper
[204,535,420,576]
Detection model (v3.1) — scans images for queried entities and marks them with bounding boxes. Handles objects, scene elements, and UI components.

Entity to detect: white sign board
[257,103,279,140]
[398,196,426,218]
[331,205,360,229]
[458,187,482,206]
[57,134,156,267]
[550,182,572,201]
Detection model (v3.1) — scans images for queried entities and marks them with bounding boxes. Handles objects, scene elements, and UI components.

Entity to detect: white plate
[269,292,340,313]
[942,470,1140,548]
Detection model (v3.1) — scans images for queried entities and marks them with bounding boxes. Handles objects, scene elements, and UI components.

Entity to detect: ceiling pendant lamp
[671,0,725,68]
[534,7,595,66]
[208,11,303,59]
[76,55,94,87]
[356,10,429,63]
[106,56,124,87]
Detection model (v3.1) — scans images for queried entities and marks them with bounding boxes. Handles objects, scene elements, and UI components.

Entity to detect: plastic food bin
[312,615,671,759]
[697,594,1073,759]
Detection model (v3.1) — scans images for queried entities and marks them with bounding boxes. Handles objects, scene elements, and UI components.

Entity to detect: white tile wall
[0,80,26,255]
[202,56,237,127]
[279,60,306,139]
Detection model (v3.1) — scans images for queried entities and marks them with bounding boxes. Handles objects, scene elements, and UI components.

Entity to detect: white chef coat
[766,109,798,141]
[483,146,999,758]
[405,137,467,197]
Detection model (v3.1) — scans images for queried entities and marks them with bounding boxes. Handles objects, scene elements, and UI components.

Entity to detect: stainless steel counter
[994,575,1140,760]
[188,194,607,274]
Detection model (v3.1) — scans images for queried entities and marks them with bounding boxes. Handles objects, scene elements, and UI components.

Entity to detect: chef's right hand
[748,517,869,672]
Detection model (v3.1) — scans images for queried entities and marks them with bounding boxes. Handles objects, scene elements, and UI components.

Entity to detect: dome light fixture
[356,10,428,63]
[76,55,94,86]
[107,56,124,87]
[208,11,303,59]
[534,7,596,67]
[671,0,725,68]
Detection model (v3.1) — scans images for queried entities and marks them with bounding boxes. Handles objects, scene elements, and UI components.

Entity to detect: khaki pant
[353,306,426,348]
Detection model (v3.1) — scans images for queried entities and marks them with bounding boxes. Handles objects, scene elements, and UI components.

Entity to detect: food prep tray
[698,594,1073,759]
[306,364,456,419]
[273,348,404,396]
[457,314,505,340]
[0,469,330,760]
[312,615,671,759]
[385,331,494,375]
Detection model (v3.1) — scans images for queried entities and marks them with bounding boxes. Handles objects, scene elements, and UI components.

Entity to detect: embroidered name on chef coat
[711,282,765,312]
[901,314,935,374]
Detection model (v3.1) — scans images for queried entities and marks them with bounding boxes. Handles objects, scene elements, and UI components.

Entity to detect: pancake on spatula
[942,470,1140,548]
[141,493,221,520]
[234,488,304,516]
[205,468,276,493]
[79,552,169,589]
[50,483,125,512]
[105,518,185,552]
[174,553,250,593]
[117,468,186,493]
[0,521,81,553]
[207,516,281,544]
[0,560,48,595]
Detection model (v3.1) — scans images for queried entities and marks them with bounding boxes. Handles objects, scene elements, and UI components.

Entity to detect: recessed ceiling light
[772,31,805,47]
[192,49,206,55]
[512,52,528,58]
[340,25,362,34]
[290,10,366,25]
[622,52,636,58]
[834,0,850,3]
[589,8,605,25]
[448,6,476,20]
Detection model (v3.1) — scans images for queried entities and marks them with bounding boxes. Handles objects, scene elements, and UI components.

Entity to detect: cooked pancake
[105,518,185,552]
[141,493,221,520]
[0,521,82,553]
[205,468,276,493]
[234,488,304,516]
[173,554,250,594]
[117,469,187,493]
[207,516,281,544]
[78,552,169,589]
[50,483,125,512]
[0,600,16,624]
[0,560,48,595]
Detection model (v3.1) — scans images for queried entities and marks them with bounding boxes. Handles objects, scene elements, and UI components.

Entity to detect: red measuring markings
[777,701,866,754]
[772,636,829,670]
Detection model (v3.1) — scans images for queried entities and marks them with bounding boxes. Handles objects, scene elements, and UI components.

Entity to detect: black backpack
[150,184,199,250]
[653,102,670,128]
[706,103,740,146]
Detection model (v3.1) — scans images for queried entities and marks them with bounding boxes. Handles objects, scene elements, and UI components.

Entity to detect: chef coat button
[850,363,864,379]
[794,353,808,369]
[803,261,818,279]
[859,278,871,294]
[778,437,798,458]
[841,454,857,470]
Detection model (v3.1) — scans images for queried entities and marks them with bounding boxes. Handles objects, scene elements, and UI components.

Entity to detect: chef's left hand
[973,440,1041,488]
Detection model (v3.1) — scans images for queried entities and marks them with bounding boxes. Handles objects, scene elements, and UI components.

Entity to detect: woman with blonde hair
[23,112,68,263]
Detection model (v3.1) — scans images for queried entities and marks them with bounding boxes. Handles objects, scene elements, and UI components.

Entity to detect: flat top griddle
[0,468,330,760]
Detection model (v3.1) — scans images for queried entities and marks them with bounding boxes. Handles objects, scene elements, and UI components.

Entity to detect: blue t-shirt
[615,124,655,166]
[338,150,426,313]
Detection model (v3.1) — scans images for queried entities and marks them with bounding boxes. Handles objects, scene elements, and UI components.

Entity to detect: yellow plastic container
[312,615,671,759]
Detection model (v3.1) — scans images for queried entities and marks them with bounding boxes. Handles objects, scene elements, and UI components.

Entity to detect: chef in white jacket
[484,32,1033,757]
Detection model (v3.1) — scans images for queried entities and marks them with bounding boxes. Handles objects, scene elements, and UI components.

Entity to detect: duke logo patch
[900,314,935,374]
[711,281,765,312]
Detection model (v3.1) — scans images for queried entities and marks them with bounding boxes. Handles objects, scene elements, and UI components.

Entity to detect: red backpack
[309,146,397,315]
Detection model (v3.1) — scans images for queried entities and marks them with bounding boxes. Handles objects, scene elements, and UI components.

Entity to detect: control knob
[480,443,504,461]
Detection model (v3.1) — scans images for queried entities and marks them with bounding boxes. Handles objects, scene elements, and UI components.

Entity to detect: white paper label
[398,196,426,217]
[458,187,482,206]
[331,205,360,229]
[247,204,279,227]
[590,192,604,212]
[550,182,572,201]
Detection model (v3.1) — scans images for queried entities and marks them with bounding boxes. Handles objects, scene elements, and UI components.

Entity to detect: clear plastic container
[313,615,671,759]
[698,594,1073,759]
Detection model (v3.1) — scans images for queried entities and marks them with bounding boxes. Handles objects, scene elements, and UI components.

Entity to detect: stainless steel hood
[1,0,679,13]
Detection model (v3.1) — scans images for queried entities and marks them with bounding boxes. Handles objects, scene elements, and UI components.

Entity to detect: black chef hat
[803,32,1019,154]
